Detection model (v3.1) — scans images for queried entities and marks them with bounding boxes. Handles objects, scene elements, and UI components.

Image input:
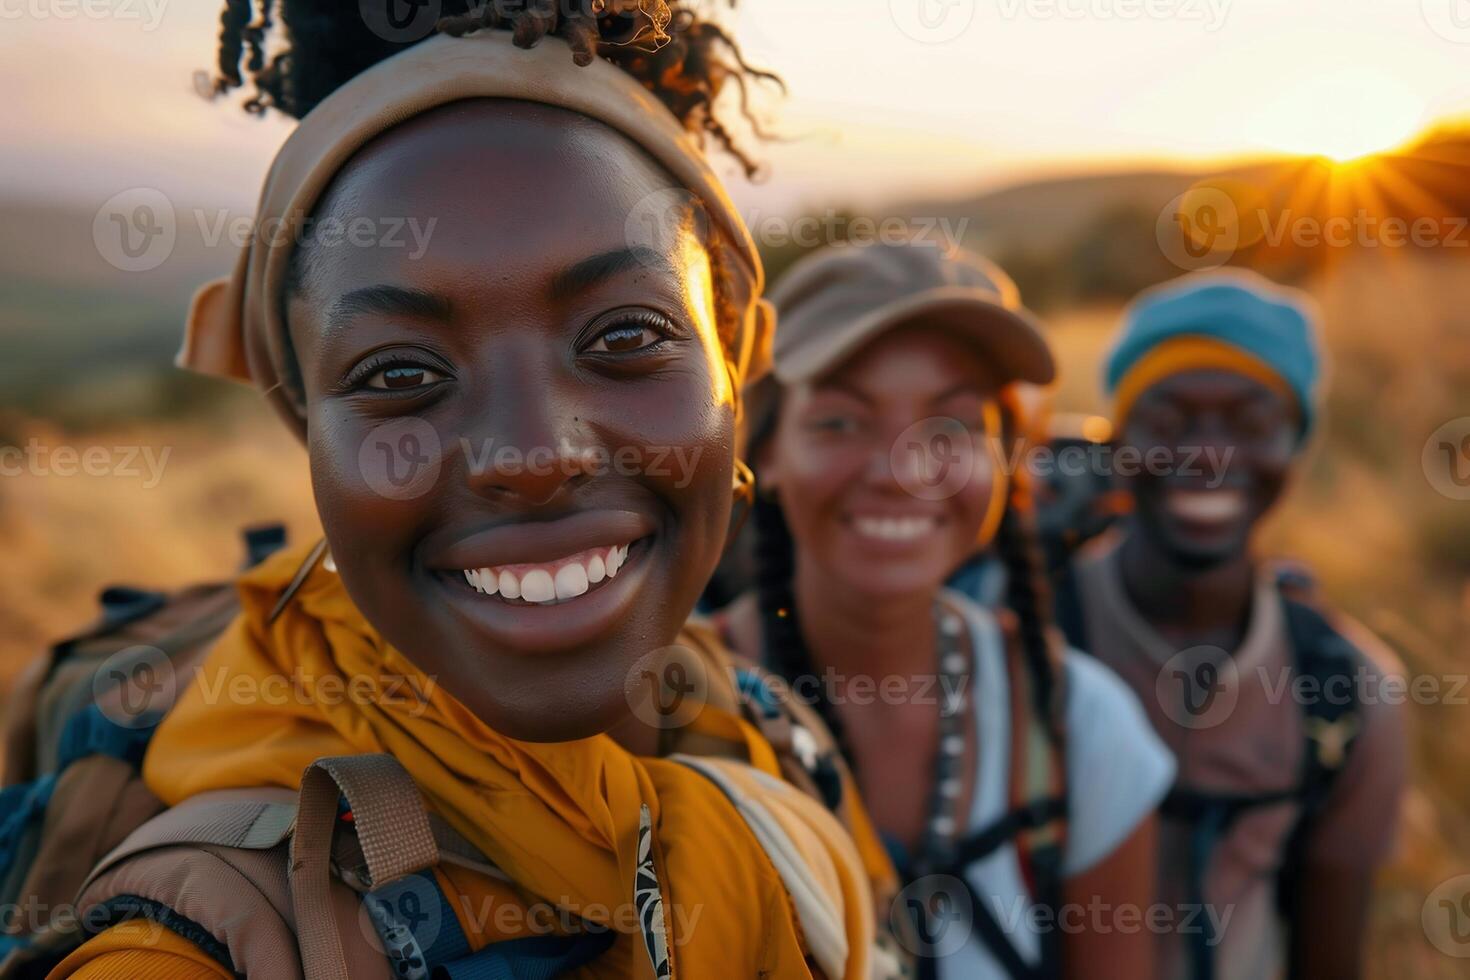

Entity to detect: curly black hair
[207,0,781,175]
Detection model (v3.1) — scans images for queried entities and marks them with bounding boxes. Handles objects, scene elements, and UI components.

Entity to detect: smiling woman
[33,4,906,980]
[285,99,741,732]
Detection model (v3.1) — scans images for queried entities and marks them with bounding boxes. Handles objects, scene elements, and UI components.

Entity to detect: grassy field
[0,229,1465,973]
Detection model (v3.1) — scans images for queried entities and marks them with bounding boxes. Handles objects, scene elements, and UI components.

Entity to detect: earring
[730,458,756,541]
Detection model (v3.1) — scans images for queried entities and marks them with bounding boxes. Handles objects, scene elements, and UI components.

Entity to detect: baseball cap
[766,242,1056,387]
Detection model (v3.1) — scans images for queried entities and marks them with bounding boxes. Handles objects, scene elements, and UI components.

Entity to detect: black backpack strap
[951,798,1068,870]
[1050,561,1088,654]
[1274,585,1363,921]
[1160,786,1296,980]
[916,800,1065,980]
[926,800,1067,980]
[1158,572,1365,979]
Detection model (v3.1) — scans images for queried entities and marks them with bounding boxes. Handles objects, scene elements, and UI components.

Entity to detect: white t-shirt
[932,590,1176,979]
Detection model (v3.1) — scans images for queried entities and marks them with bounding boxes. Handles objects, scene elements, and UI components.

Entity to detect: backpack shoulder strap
[1272,568,1365,920]
[1050,559,1089,654]
[932,599,1066,980]
[71,788,312,980]
[70,756,612,980]
[1275,569,1364,788]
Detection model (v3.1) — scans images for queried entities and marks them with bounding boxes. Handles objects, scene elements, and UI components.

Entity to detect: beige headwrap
[181,30,773,439]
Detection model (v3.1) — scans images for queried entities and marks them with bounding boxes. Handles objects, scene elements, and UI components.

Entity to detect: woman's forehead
[290,101,709,310]
[809,326,994,401]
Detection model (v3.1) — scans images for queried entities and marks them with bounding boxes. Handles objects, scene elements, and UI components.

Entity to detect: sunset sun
[1245,70,1428,163]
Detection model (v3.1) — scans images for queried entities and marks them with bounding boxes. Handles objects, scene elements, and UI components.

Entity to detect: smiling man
[1061,271,1407,980]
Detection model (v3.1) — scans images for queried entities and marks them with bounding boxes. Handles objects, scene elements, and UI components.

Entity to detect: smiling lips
[461,543,632,605]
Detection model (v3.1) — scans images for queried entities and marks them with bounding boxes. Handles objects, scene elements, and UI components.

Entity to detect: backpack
[1052,559,1365,980]
[0,530,904,979]
[0,525,288,977]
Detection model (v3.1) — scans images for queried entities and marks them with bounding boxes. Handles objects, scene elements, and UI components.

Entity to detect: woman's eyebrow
[549,247,667,301]
[930,381,985,406]
[814,380,873,405]
[327,284,452,331]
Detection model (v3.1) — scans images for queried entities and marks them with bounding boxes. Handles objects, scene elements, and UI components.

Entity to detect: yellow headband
[1112,336,1295,430]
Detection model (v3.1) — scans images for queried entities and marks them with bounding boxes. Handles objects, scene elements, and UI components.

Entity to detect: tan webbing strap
[290,755,438,980]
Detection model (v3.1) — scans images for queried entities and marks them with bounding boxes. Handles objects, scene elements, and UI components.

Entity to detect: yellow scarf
[143,544,876,979]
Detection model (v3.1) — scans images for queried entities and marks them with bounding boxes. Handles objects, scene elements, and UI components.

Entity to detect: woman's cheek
[781,437,854,510]
[950,434,1002,547]
[308,410,447,560]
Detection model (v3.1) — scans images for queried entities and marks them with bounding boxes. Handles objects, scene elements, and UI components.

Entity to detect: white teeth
[854,515,935,542]
[520,569,555,603]
[459,542,634,603]
[1168,490,1245,523]
[499,569,521,599]
[464,569,500,596]
[554,563,589,600]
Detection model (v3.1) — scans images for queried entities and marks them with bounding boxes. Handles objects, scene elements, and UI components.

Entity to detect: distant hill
[2,124,1465,422]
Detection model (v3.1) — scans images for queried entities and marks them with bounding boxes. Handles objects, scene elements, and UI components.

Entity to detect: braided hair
[752,391,1066,752]
[206,0,780,176]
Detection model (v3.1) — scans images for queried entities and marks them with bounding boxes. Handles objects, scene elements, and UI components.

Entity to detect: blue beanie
[1104,270,1322,436]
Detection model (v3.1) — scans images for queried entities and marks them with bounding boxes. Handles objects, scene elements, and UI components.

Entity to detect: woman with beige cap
[716,241,1177,979]
[37,4,901,979]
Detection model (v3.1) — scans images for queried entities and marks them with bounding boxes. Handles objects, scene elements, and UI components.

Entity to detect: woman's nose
[460,370,601,507]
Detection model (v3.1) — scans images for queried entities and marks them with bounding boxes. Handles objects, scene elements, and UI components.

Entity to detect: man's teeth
[853,515,937,542]
[1167,489,1246,523]
[461,544,630,604]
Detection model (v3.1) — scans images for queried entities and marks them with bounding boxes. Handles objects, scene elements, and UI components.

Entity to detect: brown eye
[582,310,675,355]
[586,324,660,354]
[365,365,446,390]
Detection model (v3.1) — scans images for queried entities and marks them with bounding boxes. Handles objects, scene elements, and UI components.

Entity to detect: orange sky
[2,0,1469,214]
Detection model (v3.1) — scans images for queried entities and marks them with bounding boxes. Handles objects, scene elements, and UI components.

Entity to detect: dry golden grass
[0,252,1464,976]
[0,409,320,690]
